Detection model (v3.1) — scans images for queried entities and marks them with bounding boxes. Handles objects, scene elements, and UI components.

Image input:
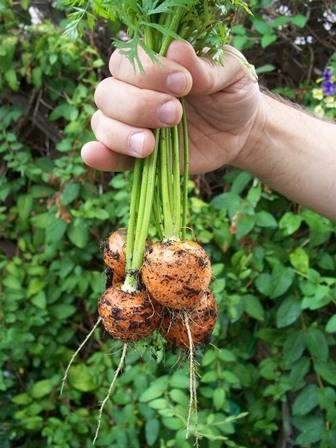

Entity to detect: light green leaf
[261,34,277,48]
[290,248,309,273]
[140,377,167,402]
[31,379,53,398]
[279,212,302,236]
[69,364,97,392]
[325,315,336,333]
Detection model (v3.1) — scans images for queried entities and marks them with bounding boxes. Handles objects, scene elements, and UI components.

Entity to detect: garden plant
[1,1,336,447]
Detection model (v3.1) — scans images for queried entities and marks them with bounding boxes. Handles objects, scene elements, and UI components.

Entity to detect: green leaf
[27,278,46,298]
[217,349,236,363]
[255,64,275,75]
[201,371,217,383]
[236,214,255,239]
[261,34,277,48]
[5,68,19,91]
[169,371,189,389]
[49,103,79,121]
[31,379,53,398]
[145,419,160,446]
[271,265,295,299]
[294,415,323,445]
[255,266,294,299]
[202,350,216,366]
[305,327,329,362]
[69,364,97,392]
[293,384,319,416]
[276,296,301,328]
[213,387,225,410]
[255,273,272,296]
[291,15,308,28]
[31,291,47,310]
[46,216,67,245]
[211,192,241,218]
[283,331,306,366]
[279,212,302,236]
[253,18,273,34]
[315,361,336,386]
[61,183,80,205]
[140,377,167,402]
[50,304,76,320]
[162,417,183,430]
[169,389,188,405]
[12,393,32,405]
[67,219,89,249]
[231,172,252,194]
[290,248,309,273]
[232,35,248,49]
[255,211,277,228]
[244,295,264,321]
[325,315,336,333]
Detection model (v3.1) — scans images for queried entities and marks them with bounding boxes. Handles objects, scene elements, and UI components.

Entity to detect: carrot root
[93,342,128,445]
[60,317,102,396]
[184,313,199,447]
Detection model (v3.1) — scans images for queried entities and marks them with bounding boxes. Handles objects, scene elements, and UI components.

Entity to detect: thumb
[166,40,256,95]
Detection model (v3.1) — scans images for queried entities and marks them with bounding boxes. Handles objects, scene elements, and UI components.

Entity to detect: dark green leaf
[276,296,301,328]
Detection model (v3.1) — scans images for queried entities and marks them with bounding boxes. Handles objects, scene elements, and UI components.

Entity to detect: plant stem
[181,99,189,240]
[172,125,181,237]
[159,9,184,56]
[160,129,174,238]
[132,130,160,269]
[125,160,142,272]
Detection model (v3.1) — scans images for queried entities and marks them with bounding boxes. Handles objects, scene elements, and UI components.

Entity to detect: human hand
[81,40,261,174]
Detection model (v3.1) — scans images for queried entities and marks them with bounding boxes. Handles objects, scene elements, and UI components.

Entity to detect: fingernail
[158,101,178,125]
[166,72,188,95]
[129,132,145,155]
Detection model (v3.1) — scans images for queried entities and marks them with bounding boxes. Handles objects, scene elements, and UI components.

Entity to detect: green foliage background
[1,1,336,447]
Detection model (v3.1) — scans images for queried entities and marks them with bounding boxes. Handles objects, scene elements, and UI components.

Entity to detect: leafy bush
[1,1,336,447]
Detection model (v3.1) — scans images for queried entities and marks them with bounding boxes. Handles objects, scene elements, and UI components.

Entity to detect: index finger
[109,45,193,97]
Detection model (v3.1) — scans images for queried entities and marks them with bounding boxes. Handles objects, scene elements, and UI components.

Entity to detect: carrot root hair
[93,342,128,445]
[184,313,199,447]
[60,317,102,396]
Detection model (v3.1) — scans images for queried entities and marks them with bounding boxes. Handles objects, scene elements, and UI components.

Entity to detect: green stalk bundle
[64,0,252,293]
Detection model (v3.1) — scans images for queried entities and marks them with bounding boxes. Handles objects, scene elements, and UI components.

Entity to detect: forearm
[236,93,336,221]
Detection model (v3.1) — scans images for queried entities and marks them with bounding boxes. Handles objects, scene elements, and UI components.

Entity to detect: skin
[82,40,336,221]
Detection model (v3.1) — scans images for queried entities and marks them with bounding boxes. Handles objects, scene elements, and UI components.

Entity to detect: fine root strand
[93,342,128,445]
[60,317,102,396]
[184,313,198,446]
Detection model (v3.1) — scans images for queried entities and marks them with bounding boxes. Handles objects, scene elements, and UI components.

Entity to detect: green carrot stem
[160,129,174,238]
[125,159,142,272]
[152,188,164,240]
[132,130,160,269]
[166,127,173,210]
[159,9,184,56]
[181,98,189,240]
[172,124,181,237]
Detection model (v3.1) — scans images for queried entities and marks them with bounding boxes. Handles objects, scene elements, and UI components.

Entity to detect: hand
[81,40,261,174]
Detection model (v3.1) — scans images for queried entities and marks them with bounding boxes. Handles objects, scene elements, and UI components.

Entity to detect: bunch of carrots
[62,0,253,444]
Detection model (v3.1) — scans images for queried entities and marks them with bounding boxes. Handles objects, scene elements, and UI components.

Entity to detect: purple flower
[323,68,333,82]
[322,80,335,96]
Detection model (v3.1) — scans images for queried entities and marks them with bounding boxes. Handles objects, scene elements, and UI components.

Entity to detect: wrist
[231,92,269,172]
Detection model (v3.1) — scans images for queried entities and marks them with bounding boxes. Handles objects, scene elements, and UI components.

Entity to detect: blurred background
[1,1,336,447]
